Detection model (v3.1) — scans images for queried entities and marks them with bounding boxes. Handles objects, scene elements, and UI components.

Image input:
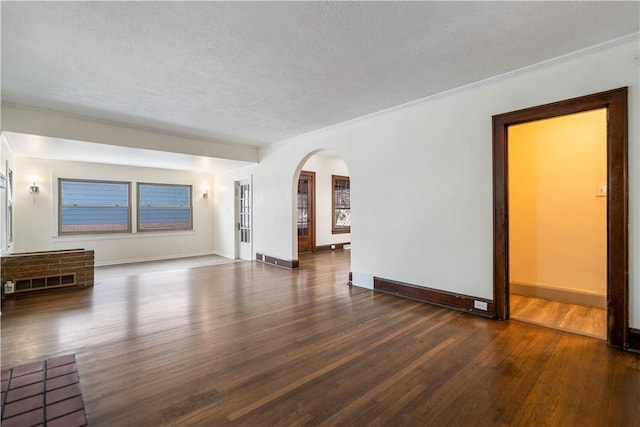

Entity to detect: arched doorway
[293,150,352,260]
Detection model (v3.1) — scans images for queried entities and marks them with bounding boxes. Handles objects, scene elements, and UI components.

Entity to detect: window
[137,183,192,231]
[59,179,131,234]
[332,175,350,234]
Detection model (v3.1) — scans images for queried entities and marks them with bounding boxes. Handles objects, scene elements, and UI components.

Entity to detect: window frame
[136,182,193,232]
[331,175,351,234]
[58,178,132,235]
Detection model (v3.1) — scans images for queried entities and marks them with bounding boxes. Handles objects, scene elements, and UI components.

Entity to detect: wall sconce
[30,182,39,205]
[202,189,209,198]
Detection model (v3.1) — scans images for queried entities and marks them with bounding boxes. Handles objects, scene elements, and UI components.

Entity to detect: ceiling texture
[1,1,639,168]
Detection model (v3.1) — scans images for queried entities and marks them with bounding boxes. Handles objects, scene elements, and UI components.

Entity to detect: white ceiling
[1,1,639,169]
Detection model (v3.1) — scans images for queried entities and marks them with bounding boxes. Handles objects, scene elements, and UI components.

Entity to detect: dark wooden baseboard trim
[374,277,494,318]
[629,328,640,353]
[255,253,299,269]
[316,242,350,252]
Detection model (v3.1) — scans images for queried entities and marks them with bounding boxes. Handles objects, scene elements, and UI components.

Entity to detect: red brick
[6,381,44,403]
[46,395,85,420]
[11,361,44,378]
[0,408,44,427]
[9,371,43,388]
[46,383,81,405]
[47,355,75,369]
[46,372,78,391]
[2,394,43,418]
[47,363,77,379]
[48,409,87,427]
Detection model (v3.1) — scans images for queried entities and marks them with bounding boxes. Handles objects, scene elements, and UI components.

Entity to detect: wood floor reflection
[2,251,638,426]
[510,294,607,339]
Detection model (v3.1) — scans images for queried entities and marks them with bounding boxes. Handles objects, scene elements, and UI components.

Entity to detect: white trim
[94,250,219,267]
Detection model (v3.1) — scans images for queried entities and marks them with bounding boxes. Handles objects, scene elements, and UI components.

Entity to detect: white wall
[248,37,639,328]
[301,153,350,247]
[12,156,217,265]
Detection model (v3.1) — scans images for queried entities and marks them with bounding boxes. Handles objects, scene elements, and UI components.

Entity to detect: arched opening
[292,149,352,272]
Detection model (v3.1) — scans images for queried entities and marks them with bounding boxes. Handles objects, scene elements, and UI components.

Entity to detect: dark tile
[46,372,79,391]
[47,355,75,369]
[46,383,81,405]
[9,371,43,389]
[2,394,43,418]
[46,395,84,421]
[11,361,44,378]
[47,363,77,379]
[6,381,44,403]
[47,409,87,427]
[0,408,44,427]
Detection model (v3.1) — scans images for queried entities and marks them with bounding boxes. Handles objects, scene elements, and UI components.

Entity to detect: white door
[235,179,252,260]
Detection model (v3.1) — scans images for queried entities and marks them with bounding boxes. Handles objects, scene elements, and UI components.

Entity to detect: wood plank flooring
[1,251,639,426]
[510,294,607,339]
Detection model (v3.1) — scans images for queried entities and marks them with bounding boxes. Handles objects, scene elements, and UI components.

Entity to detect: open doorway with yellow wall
[493,87,628,349]
[508,109,607,339]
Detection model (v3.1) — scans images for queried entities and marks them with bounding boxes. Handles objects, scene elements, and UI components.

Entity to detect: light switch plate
[596,183,607,197]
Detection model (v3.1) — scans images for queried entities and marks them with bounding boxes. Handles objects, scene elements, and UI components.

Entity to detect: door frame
[297,170,316,254]
[492,87,628,348]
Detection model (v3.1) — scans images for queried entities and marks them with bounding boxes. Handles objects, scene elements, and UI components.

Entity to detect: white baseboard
[95,251,220,267]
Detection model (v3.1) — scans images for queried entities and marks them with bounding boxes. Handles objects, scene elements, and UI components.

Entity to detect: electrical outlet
[474,300,488,311]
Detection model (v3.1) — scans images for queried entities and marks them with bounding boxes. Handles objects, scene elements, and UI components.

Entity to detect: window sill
[52,229,197,241]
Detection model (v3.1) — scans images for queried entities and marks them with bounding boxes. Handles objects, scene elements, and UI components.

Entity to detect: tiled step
[1,354,87,426]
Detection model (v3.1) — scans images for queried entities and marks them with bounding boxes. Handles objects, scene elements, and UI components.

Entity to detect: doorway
[493,88,628,348]
[507,109,607,339]
[235,178,252,260]
[297,171,315,254]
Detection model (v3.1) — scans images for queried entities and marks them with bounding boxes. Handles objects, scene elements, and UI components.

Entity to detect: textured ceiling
[2,1,639,150]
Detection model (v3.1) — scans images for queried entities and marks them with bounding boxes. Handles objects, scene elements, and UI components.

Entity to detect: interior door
[235,179,252,260]
[297,171,315,254]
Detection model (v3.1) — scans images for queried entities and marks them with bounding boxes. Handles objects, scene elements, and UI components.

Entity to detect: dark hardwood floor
[1,251,639,426]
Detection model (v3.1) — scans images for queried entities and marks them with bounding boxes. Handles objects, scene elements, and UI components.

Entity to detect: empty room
[1,2,639,426]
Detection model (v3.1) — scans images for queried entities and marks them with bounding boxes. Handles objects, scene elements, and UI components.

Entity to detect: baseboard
[510,282,606,309]
[95,251,219,267]
[255,253,299,269]
[316,242,350,252]
[629,328,640,353]
[374,277,494,318]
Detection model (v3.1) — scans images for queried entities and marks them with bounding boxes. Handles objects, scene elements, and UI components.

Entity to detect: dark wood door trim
[492,87,628,348]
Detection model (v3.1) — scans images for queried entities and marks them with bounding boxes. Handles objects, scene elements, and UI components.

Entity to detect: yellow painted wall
[508,109,607,296]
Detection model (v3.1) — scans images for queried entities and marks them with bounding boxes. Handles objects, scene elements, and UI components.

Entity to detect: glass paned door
[297,171,315,253]
[239,184,251,243]
[236,179,252,260]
